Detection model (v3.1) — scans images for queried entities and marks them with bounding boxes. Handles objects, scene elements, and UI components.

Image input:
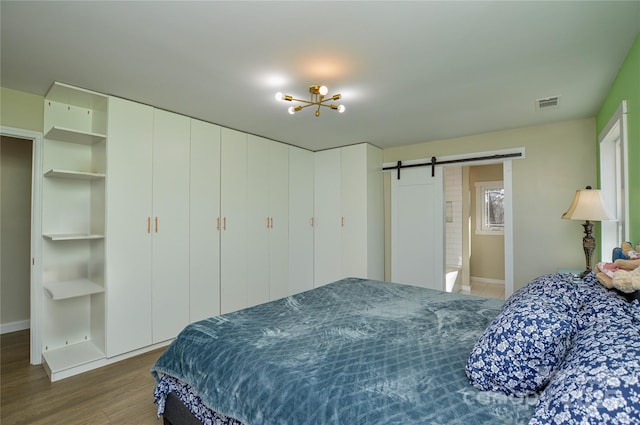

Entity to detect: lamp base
[578,269,591,279]
[581,220,596,277]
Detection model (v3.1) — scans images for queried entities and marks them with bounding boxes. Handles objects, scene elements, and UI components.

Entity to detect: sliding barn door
[391,166,444,290]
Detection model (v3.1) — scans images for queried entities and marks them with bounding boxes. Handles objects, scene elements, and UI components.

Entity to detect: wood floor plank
[1,330,164,425]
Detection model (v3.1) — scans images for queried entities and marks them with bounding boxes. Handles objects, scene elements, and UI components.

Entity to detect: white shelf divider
[42,341,105,374]
[44,169,106,180]
[43,233,105,241]
[44,279,104,300]
[45,126,106,145]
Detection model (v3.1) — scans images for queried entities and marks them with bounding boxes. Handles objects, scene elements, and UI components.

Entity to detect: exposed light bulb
[319,85,329,96]
[337,105,346,113]
[275,92,283,101]
[288,106,296,115]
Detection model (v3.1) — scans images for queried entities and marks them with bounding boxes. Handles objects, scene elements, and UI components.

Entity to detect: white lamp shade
[561,189,615,221]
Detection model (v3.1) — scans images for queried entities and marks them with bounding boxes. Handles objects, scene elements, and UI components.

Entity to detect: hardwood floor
[1,330,165,425]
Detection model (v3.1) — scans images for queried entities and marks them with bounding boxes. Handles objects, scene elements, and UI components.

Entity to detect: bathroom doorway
[444,163,506,300]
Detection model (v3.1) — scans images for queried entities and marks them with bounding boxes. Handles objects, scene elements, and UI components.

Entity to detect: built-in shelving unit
[41,82,109,380]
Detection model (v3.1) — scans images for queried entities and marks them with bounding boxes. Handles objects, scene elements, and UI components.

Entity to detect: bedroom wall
[383,118,597,292]
[596,32,639,244]
[0,87,44,132]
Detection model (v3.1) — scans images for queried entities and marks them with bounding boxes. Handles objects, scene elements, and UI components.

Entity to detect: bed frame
[162,393,205,425]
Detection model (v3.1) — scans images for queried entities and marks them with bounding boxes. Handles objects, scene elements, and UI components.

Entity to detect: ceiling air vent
[536,96,560,111]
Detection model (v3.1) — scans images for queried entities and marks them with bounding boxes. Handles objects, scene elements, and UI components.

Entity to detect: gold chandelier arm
[293,102,316,110]
[289,97,335,108]
[287,97,315,105]
[318,100,337,106]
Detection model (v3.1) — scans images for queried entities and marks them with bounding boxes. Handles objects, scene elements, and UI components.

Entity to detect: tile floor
[459,281,505,300]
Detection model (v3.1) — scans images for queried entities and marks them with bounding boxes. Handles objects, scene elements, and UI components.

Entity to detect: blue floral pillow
[576,276,632,329]
[502,273,578,312]
[530,297,640,424]
[465,295,576,397]
[632,300,640,325]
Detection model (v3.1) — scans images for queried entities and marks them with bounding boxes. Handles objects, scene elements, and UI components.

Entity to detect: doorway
[383,148,525,298]
[1,135,32,334]
[0,126,42,365]
[447,163,506,300]
[388,148,520,299]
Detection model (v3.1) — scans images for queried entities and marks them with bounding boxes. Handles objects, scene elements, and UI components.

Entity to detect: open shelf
[42,340,105,373]
[43,233,104,241]
[44,279,104,300]
[45,126,106,145]
[44,169,105,180]
[46,81,108,110]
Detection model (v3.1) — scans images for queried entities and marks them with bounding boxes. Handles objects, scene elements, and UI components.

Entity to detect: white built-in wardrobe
[39,83,383,380]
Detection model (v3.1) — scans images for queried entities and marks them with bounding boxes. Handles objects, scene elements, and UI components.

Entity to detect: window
[475,181,504,235]
[599,101,628,258]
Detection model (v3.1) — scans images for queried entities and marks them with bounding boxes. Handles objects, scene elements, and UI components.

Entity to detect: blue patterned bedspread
[152,278,537,424]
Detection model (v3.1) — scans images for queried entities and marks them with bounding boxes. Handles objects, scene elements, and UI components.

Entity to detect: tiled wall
[444,166,462,269]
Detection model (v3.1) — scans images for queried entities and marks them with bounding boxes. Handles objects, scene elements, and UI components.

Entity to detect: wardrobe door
[105,97,153,357]
[247,135,270,307]
[190,119,221,322]
[341,144,384,281]
[151,109,191,343]
[220,128,248,314]
[313,148,342,286]
[267,141,290,301]
[365,144,384,280]
[289,146,314,295]
[340,144,368,279]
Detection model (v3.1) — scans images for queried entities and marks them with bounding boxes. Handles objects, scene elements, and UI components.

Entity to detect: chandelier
[275,85,345,117]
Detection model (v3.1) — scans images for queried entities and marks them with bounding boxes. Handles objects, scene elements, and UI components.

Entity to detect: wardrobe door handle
[155,217,158,233]
[223,217,227,231]
[310,217,314,227]
[147,217,151,234]
[341,216,345,227]
[216,217,220,231]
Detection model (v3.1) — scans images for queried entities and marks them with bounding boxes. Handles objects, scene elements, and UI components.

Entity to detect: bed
[151,275,640,425]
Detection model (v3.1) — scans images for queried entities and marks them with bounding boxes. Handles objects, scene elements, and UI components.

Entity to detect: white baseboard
[1,319,30,334]
[471,276,505,285]
[461,285,472,292]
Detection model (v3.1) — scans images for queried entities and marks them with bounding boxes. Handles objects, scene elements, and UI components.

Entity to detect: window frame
[475,180,505,236]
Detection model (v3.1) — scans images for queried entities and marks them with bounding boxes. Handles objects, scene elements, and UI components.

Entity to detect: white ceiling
[2,1,639,151]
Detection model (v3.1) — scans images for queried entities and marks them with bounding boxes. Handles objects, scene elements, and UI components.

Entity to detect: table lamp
[562,186,615,277]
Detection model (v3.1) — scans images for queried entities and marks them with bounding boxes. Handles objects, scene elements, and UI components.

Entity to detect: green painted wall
[596,33,640,244]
